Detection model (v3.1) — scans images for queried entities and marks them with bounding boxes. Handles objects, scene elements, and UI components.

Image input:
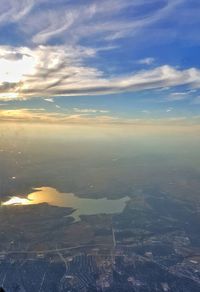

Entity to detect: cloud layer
[12,0,182,45]
[1,108,200,127]
[1,45,200,101]
[0,0,200,116]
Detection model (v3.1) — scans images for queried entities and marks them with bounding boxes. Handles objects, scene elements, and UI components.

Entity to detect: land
[0,189,200,291]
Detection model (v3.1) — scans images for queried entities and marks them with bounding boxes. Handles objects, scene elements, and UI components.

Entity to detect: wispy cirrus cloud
[0,0,189,47]
[18,0,182,45]
[138,58,155,65]
[0,0,35,24]
[73,108,109,114]
[165,92,189,102]
[0,0,200,110]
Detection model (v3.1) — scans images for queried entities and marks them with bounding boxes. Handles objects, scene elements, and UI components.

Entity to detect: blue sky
[0,0,200,124]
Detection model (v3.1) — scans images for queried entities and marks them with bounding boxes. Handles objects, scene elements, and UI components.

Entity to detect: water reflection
[2,187,129,221]
[3,196,32,205]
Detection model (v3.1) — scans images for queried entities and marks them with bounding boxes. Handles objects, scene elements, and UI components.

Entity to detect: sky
[0,0,200,125]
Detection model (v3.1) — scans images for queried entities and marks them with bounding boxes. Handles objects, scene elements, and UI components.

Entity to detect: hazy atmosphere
[0,1,200,291]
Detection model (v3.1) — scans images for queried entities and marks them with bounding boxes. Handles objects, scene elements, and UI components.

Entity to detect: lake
[2,187,130,221]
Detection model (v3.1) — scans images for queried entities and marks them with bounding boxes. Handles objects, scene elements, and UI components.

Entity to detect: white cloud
[44,98,54,103]
[16,0,183,45]
[1,45,200,101]
[166,108,173,112]
[165,92,189,101]
[0,0,198,57]
[73,108,109,114]
[138,58,155,65]
[171,92,188,96]
[188,89,197,94]
[0,0,35,24]
[155,87,170,92]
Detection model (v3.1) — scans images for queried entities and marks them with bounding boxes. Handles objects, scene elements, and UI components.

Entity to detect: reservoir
[2,187,129,221]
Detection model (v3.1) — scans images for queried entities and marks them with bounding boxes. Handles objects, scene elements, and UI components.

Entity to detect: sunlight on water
[2,196,31,205]
[2,187,129,221]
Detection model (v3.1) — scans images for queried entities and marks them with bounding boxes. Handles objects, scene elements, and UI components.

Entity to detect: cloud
[142,110,150,114]
[0,45,200,100]
[0,108,46,122]
[0,0,35,24]
[171,92,188,96]
[16,0,183,45]
[0,108,115,124]
[44,98,54,103]
[155,87,170,92]
[0,0,187,48]
[166,108,173,112]
[138,58,155,65]
[0,1,199,103]
[165,92,189,101]
[0,0,198,61]
[73,108,109,114]
[0,108,199,127]
[188,89,197,94]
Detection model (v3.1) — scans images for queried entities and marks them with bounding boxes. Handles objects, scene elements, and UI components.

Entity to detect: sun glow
[0,55,35,83]
[0,50,36,100]
[2,196,32,206]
